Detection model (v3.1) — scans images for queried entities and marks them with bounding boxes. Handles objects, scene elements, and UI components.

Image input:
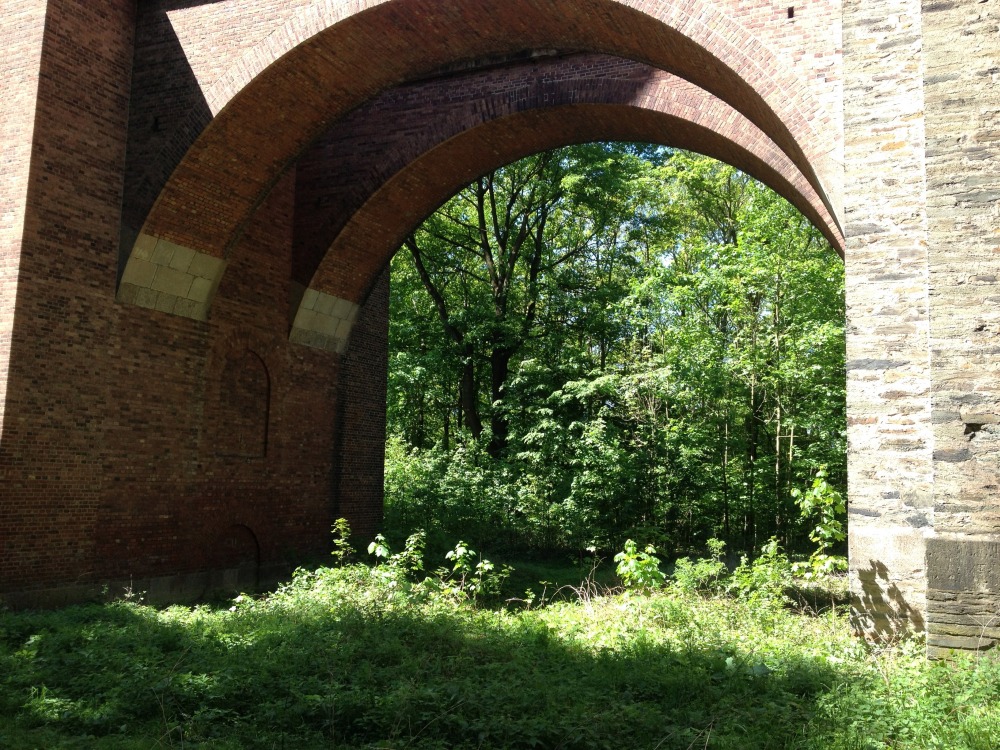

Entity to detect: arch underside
[289,59,842,353]
[118,0,843,349]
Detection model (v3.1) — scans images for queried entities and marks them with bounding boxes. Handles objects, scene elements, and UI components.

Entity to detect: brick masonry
[292,53,843,332]
[0,0,48,450]
[1,0,997,654]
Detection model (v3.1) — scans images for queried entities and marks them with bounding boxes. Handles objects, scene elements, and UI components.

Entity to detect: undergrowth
[1,536,998,749]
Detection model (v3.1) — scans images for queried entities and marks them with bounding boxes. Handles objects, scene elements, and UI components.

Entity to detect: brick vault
[1,0,997,656]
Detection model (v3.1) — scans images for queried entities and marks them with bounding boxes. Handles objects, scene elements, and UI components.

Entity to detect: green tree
[386,146,846,558]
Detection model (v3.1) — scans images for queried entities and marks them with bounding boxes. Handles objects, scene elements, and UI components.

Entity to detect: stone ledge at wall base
[0,562,296,611]
[926,536,1000,659]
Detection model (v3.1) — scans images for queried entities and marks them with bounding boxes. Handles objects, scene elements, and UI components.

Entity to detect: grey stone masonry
[922,0,1000,658]
[843,0,933,639]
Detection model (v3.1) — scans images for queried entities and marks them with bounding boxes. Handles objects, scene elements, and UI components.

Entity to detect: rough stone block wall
[922,1,1000,657]
[842,0,933,638]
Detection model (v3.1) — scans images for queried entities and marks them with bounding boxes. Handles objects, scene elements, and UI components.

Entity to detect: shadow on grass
[0,577,849,750]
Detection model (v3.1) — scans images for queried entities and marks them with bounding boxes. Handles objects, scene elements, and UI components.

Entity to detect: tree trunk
[459,344,482,439]
[488,343,513,457]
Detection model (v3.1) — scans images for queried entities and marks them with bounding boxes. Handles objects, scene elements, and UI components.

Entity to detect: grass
[1,557,999,749]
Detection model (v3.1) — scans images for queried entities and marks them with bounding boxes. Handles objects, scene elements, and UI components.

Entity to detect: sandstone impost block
[117,234,226,321]
[290,289,360,354]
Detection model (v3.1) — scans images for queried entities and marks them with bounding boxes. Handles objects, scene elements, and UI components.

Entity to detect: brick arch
[118,0,841,321]
[292,97,840,352]
[290,56,841,300]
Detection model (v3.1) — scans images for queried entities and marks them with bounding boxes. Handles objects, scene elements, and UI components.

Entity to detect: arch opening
[288,53,841,352]
[379,142,847,562]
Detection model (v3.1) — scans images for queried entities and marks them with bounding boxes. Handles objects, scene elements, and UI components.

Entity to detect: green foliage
[672,538,728,593]
[329,517,354,566]
[387,145,847,559]
[367,530,426,588]
[366,531,510,604]
[792,467,849,580]
[793,466,847,552]
[3,562,1000,749]
[383,437,532,553]
[614,539,667,591]
[729,538,794,610]
[437,540,512,602]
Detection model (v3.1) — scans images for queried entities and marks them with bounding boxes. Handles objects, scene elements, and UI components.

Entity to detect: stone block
[153,291,177,314]
[150,239,174,266]
[132,233,158,261]
[150,266,193,297]
[187,252,224,280]
[927,536,1000,594]
[187,276,214,303]
[166,243,196,273]
[120,258,157,288]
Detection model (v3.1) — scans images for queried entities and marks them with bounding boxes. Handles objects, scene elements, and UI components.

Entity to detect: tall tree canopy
[385,145,846,557]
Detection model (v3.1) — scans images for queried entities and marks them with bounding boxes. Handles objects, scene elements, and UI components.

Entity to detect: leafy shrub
[367,530,427,589]
[330,517,355,566]
[435,540,512,602]
[367,532,510,604]
[672,538,728,593]
[792,466,848,580]
[728,538,793,609]
[614,539,666,591]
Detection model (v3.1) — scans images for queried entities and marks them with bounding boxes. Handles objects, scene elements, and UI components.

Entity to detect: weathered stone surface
[842,0,933,639]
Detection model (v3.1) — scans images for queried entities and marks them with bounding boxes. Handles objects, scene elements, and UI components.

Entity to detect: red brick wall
[334,269,389,540]
[0,0,48,458]
[2,2,373,600]
[90,173,344,587]
[1,0,135,594]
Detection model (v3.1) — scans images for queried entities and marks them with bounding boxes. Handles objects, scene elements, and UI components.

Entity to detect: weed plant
[1,541,999,749]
